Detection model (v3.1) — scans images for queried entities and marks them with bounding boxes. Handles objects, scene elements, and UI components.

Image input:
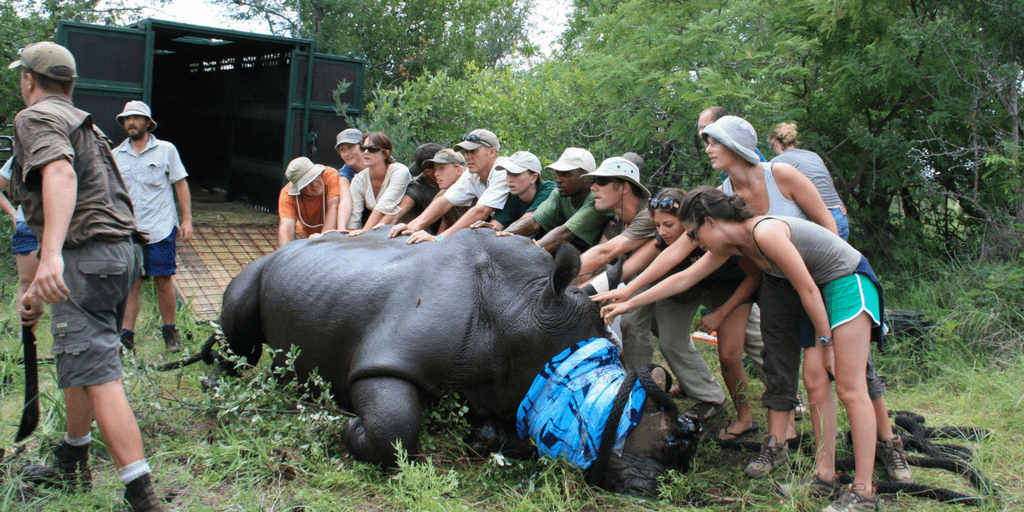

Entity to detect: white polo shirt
[443,163,510,211]
[112,134,188,242]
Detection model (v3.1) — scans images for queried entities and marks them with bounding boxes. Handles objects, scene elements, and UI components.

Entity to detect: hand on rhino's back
[222,227,605,416]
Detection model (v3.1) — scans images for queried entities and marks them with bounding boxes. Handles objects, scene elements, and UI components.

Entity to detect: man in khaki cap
[9,41,164,511]
[112,100,192,354]
[499,147,612,252]
[277,156,341,247]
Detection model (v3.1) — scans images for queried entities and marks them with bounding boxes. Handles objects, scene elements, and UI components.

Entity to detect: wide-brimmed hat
[116,101,157,132]
[409,142,445,176]
[582,157,651,199]
[700,116,760,165]
[285,157,326,195]
[424,148,467,167]
[454,129,500,152]
[335,128,362,148]
[8,41,77,82]
[546,147,596,174]
[496,151,542,175]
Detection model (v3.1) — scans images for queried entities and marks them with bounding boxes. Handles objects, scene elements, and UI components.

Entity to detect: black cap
[409,142,445,177]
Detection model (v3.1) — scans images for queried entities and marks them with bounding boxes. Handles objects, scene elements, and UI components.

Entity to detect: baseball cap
[409,142,445,176]
[424,148,467,167]
[285,157,326,195]
[454,129,500,152]
[335,128,363,148]
[116,101,157,132]
[8,42,77,82]
[546,147,596,174]
[700,116,761,166]
[583,157,651,199]
[495,151,542,175]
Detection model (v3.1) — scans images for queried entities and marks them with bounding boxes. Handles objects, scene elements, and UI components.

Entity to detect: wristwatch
[435,235,444,242]
[818,336,834,347]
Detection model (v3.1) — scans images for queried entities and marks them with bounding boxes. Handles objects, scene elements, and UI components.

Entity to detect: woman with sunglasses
[346,132,412,235]
[679,186,886,511]
[591,187,763,442]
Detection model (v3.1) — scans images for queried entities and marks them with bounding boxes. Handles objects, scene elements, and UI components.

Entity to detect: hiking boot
[744,435,788,478]
[822,484,879,512]
[877,436,914,484]
[20,441,92,491]
[684,400,728,422]
[162,325,181,354]
[777,476,842,500]
[124,473,164,511]
[120,330,136,353]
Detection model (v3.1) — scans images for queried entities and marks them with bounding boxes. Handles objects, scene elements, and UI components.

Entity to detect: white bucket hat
[700,115,760,165]
[495,151,542,175]
[546,147,596,173]
[116,100,157,132]
[285,157,326,195]
[583,157,651,199]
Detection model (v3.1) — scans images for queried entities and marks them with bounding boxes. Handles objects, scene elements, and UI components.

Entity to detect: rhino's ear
[545,243,581,301]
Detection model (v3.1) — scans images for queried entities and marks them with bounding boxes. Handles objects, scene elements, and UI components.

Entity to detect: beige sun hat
[116,101,157,132]
[285,157,326,195]
[582,157,651,199]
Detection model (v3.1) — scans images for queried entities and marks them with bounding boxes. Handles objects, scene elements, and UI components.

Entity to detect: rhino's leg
[343,376,422,467]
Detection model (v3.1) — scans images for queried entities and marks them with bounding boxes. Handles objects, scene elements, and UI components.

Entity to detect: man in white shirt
[389,128,510,243]
[111,101,192,354]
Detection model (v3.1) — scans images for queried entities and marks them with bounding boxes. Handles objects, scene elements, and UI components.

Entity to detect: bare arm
[323,195,340,232]
[278,218,297,248]
[336,177,353,231]
[389,194,454,238]
[439,203,494,238]
[501,214,540,237]
[591,236,699,303]
[534,225,580,252]
[20,160,76,325]
[581,237,660,289]
[0,176,15,224]
[775,163,838,235]
[578,234,649,277]
[754,220,832,338]
[697,257,761,332]
[172,178,193,242]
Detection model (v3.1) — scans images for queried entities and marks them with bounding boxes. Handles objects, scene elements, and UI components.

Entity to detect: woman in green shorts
[672,186,886,512]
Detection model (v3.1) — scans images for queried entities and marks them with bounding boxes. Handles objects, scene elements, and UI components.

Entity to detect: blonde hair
[769,122,799,148]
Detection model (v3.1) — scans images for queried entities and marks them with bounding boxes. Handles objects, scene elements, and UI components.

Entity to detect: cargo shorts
[51,238,143,389]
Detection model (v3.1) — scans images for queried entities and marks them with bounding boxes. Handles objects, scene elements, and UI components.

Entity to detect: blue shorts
[142,227,177,278]
[830,208,850,241]
[12,221,39,255]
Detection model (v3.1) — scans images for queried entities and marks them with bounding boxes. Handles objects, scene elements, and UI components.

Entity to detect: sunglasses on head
[360,145,382,153]
[650,197,680,211]
[461,134,493,148]
[593,176,620,186]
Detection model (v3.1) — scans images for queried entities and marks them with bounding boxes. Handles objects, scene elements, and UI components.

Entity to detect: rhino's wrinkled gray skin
[219,228,697,494]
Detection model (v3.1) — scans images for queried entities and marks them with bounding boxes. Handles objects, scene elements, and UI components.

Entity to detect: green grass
[0,218,1022,510]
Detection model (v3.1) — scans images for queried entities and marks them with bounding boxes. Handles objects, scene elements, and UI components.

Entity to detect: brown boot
[161,325,181,353]
[20,441,93,492]
[124,473,164,511]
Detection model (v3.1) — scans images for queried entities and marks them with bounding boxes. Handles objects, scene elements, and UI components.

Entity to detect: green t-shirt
[492,181,556,229]
[530,191,614,248]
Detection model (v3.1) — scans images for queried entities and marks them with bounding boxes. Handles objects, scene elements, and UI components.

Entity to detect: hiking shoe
[744,435,788,478]
[777,476,841,500]
[877,436,914,484]
[120,330,136,353]
[20,442,92,491]
[162,325,181,354]
[684,400,728,422]
[822,484,879,512]
[124,473,164,511]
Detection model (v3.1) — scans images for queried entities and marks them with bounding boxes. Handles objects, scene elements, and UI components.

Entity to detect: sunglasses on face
[461,134,493,148]
[360,145,382,153]
[650,197,680,211]
[593,177,619,187]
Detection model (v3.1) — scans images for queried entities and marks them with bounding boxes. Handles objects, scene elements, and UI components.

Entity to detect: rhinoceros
[217,228,699,494]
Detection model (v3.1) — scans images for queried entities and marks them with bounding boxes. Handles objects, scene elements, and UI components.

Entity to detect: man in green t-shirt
[498,147,612,252]
[473,151,555,230]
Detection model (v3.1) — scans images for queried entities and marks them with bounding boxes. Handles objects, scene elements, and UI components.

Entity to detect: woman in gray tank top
[675,187,903,511]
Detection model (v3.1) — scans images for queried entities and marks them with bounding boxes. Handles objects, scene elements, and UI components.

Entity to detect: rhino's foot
[343,376,423,467]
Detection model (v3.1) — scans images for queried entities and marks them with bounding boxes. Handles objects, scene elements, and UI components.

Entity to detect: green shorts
[821,273,881,330]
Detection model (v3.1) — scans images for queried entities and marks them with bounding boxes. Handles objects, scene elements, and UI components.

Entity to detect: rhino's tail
[220,254,270,367]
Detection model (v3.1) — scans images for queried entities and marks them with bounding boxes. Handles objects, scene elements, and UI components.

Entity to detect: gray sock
[117,460,151,484]
[64,433,92,447]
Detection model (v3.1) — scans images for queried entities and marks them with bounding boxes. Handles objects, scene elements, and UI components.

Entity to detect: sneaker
[877,436,914,484]
[162,325,181,354]
[777,476,842,500]
[744,435,788,478]
[684,400,728,422]
[124,473,164,511]
[20,441,93,491]
[822,484,879,512]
